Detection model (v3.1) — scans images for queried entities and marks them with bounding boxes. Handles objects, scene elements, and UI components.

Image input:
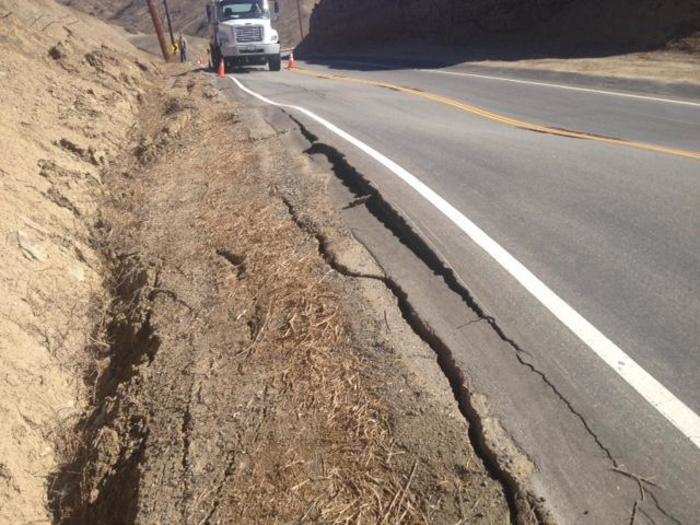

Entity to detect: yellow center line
[291,68,700,161]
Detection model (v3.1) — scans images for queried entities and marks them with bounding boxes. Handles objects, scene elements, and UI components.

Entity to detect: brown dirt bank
[296,1,699,85]
[0,0,159,522]
[56,0,313,49]
[58,0,210,37]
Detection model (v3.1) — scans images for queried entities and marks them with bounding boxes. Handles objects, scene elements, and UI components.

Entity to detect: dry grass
[218,182,420,523]
[190,107,434,523]
[160,78,508,521]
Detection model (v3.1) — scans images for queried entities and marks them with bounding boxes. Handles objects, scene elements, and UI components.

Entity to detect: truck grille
[234,26,263,43]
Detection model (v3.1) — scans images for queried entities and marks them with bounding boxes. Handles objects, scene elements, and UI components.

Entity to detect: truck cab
[207,0,282,71]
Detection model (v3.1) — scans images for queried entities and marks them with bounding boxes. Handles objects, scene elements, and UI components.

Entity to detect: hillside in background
[58,0,208,35]
[58,0,316,48]
[59,0,698,59]
[300,0,699,57]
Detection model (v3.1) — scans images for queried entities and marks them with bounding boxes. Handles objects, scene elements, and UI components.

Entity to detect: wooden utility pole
[146,0,171,61]
[296,0,304,41]
[162,0,176,47]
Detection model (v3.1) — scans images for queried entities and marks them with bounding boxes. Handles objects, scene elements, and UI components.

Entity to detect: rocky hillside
[59,0,210,37]
[301,0,700,53]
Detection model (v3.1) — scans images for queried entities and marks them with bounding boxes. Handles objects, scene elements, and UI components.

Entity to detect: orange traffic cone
[218,59,226,78]
[287,51,297,70]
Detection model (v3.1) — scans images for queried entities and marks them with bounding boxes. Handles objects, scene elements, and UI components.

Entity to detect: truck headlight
[271,31,279,43]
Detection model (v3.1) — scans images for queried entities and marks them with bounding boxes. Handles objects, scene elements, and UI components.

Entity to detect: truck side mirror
[274,1,280,13]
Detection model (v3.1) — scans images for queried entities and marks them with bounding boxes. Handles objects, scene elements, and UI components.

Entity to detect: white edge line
[228,74,700,449]
[311,58,700,107]
[418,68,700,107]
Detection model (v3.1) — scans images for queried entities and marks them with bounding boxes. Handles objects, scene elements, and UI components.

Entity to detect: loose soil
[0,1,158,522]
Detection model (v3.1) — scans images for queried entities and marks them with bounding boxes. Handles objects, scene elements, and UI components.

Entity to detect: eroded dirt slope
[0,0,159,522]
[59,0,210,37]
[299,0,699,84]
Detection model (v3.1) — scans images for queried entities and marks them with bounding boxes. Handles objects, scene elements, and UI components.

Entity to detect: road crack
[277,192,531,523]
[282,112,682,524]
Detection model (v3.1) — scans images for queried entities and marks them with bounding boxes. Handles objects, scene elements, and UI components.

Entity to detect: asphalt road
[222,61,700,523]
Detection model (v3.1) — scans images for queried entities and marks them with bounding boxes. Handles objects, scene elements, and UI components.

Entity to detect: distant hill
[58,0,211,37]
[58,0,317,49]
[301,0,700,55]
[59,0,698,56]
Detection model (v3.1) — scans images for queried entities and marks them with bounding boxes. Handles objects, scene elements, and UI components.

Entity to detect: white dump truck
[207,0,282,71]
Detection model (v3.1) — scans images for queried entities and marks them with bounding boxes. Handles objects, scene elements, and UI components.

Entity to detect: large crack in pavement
[278,118,532,523]
[281,113,682,524]
[280,191,530,523]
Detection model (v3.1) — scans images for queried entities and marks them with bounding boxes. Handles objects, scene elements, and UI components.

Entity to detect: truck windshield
[219,1,268,20]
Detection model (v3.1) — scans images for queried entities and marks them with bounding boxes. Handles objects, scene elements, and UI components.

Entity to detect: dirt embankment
[58,0,210,37]
[298,0,700,84]
[0,0,159,522]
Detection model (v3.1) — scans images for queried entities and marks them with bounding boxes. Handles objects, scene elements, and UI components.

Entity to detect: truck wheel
[268,55,282,72]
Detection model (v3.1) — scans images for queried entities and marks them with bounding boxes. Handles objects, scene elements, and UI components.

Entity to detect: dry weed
[213,180,425,523]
